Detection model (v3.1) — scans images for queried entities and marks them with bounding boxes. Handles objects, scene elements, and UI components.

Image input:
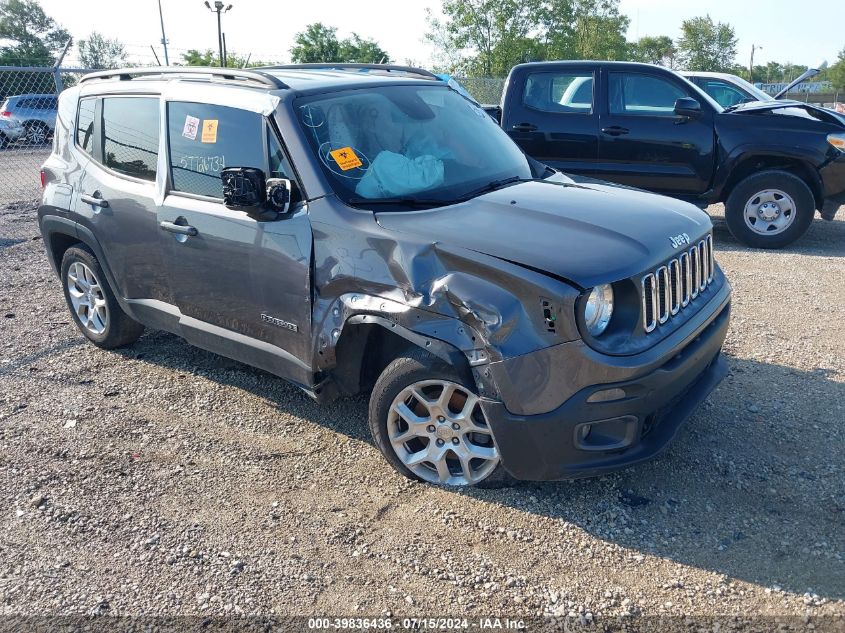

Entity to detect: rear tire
[724,170,815,249]
[60,245,144,349]
[0,133,8,150]
[369,349,510,487]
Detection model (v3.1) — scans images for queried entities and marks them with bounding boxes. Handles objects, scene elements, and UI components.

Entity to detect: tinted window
[524,72,593,113]
[699,80,748,108]
[167,102,265,197]
[102,97,159,181]
[609,73,687,115]
[76,98,96,156]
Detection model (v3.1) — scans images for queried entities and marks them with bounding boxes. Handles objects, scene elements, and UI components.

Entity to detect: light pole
[204,1,232,67]
[749,44,762,83]
[158,0,170,66]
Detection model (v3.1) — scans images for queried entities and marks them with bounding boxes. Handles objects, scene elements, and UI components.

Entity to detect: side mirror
[266,178,292,215]
[222,167,266,211]
[674,97,702,118]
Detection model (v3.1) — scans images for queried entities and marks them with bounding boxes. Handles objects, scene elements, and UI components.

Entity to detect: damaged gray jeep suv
[39,65,731,486]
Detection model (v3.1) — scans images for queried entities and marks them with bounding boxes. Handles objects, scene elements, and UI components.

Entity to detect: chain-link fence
[0,66,92,205]
[454,76,506,105]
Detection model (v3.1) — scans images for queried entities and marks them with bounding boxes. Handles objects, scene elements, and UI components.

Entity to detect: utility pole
[749,44,761,82]
[204,1,233,67]
[158,0,170,66]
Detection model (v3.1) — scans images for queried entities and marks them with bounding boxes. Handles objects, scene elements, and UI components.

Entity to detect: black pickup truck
[488,61,845,248]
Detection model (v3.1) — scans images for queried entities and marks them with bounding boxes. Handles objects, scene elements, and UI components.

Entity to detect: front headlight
[828,133,845,152]
[584,284,614,337]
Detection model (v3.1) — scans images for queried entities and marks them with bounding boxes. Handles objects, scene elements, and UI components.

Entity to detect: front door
[158,101,313,382]
[597,71,715,195]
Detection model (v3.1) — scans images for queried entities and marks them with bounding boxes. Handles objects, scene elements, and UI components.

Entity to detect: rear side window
[523,72,593,113]
[102,97,159,181]
[76,98,96,156]
[609,73,687,116]
[167,102,265,198]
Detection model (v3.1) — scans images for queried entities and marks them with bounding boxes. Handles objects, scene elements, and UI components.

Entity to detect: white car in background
[0,116,25,149]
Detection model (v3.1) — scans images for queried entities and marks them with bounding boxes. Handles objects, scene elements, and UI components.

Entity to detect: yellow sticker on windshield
[201,119,218,143]
[330,146,363,171]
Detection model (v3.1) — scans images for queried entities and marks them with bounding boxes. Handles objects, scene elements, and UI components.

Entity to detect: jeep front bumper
[480,287,731,481]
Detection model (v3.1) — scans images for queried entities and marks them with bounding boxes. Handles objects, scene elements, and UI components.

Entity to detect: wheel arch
[329,316,476,399]
[719,155,823,210]
[39,214,121,300]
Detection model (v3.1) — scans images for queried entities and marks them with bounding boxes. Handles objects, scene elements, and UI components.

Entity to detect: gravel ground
[1,199,844,627]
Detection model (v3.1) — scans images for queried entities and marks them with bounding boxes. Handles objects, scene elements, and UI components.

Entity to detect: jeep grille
[641,235,714,333]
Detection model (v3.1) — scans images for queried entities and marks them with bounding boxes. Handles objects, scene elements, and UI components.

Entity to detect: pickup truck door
[596,70,715,195]
[502,67,600,175]
[157,101,313,384]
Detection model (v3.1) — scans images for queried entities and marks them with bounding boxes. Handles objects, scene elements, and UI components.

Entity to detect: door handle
[601,126,630,137]
[511,123,538,132]
[159,221,198,237]
[81,192,109,208]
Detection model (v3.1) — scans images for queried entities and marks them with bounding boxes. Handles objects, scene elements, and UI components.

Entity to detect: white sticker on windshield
[182,115,200,140]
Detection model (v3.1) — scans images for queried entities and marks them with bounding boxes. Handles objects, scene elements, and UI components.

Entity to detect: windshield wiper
[457,176,539,200]
[347,196,445,208]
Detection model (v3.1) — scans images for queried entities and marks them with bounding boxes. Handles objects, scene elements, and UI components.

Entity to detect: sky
[36,0,844,70]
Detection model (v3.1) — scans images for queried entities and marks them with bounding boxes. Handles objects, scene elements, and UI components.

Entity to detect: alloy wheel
[67,261,109,335]
[387,379,499,486]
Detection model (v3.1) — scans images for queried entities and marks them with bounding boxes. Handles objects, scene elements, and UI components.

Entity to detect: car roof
[682,72,734,79]
[77,65,442,97]
[6,93,57,100]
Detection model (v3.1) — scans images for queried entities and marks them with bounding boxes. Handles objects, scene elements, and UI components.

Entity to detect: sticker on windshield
[201,119,219,143]
[182,115,200,140]
[329,146,363,171]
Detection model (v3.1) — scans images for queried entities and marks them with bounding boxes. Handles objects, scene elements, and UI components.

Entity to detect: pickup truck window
[296,85,531,205]
[609,73,687,116]
[523,72,593,113]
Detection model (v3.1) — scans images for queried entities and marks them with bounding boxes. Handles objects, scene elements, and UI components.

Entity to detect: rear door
[72,95,171,304]
[502,66,600,175]
[597,70,716,195]
[157,100,313,381]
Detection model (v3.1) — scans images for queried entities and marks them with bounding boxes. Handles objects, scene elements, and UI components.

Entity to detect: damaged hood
[375,180,712,289]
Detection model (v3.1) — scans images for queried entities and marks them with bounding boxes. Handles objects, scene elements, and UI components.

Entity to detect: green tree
[180,48,269,68]
[570,0,629,60]
[78,32,126,69]
[425,0,541,76]
[338,33,391,63]
[290,22,390,64]
[676,15,737,72]
[0,0,70,66]
[290,23,341,63]
[629,35,676,67]
[829,48,845,92]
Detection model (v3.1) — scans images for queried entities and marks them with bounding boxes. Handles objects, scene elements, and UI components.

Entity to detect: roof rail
[262,63,439,81]
[78,67,288,89]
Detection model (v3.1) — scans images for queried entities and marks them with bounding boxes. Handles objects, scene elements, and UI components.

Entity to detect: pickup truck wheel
[725,170,815,249]
[369,351,507,487]
[60,246,144,349]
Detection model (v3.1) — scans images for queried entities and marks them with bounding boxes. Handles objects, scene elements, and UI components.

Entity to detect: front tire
[724,170,815,249]
[60,246,144,349]
[369,350,507,487]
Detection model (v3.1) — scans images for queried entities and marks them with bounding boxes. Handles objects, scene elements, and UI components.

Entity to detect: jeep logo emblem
[670,233,691,248]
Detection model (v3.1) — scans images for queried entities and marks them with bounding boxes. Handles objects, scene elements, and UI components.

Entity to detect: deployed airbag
[355,151,444,198]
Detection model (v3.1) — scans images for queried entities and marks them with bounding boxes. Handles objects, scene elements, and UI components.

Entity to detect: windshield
[295,85,532,206]
[725,75,772,102]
